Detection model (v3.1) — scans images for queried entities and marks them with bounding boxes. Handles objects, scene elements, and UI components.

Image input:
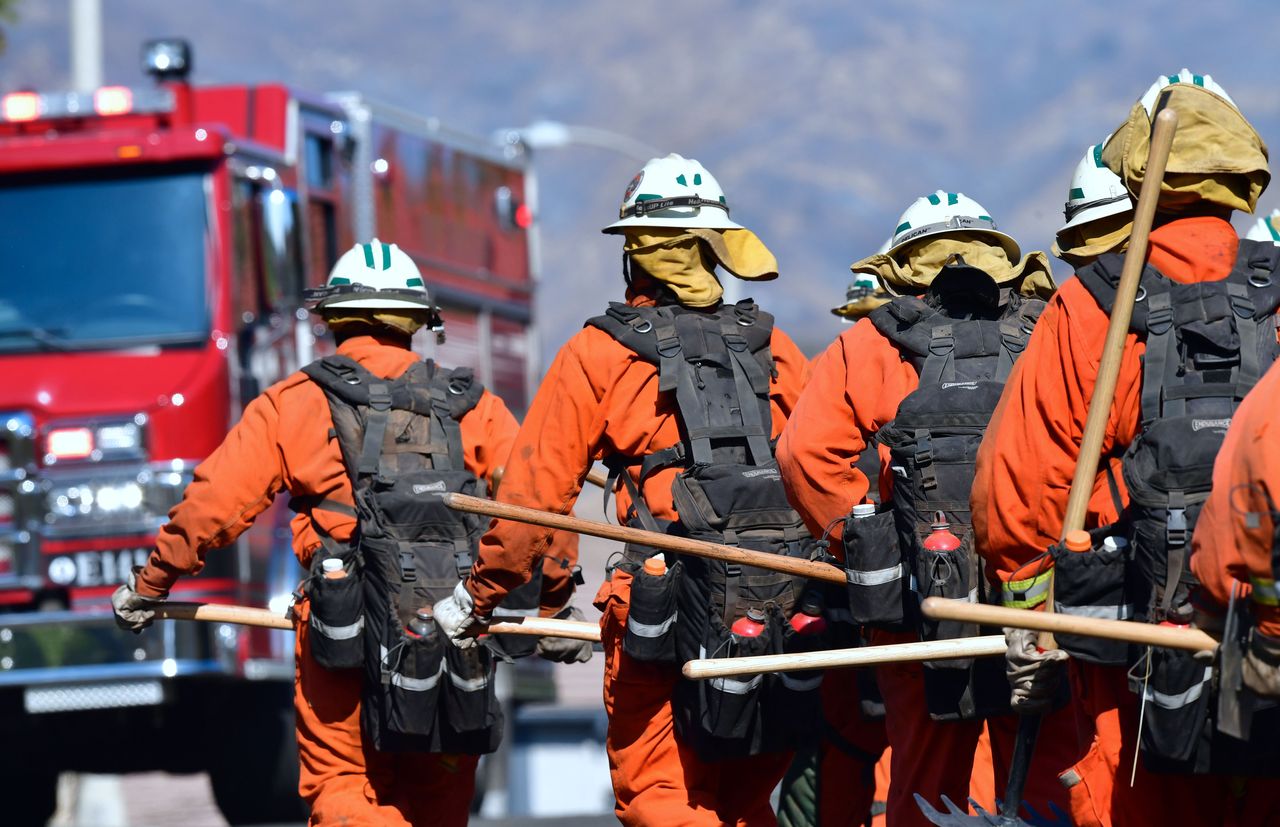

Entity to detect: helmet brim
[1057,196,1133,233]
[315,296,439,311]
[602,211,744,233]
[885,227,1022,265]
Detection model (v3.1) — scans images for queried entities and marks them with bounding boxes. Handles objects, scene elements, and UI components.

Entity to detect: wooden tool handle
[584,467,610,489]
[921,597,1216,652]
[443,492,846,585]
[681,635,1007,680]
[155,602,294,630]
[486,615,601,642]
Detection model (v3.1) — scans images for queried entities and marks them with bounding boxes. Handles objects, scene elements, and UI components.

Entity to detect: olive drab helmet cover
[603,153,744,233]
[886,190,1021,263]
[1058,142,1133,235]
[1246,209,1280,245]
[306,239,441,312]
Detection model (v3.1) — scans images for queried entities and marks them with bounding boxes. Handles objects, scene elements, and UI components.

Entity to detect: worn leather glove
[1242,629,1280,697]
[535,605,594,664]
[433,581,484,650]
[111,566,167,633]
[1005,626,1069,714]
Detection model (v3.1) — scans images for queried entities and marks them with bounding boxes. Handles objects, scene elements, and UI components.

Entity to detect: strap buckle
[1167,507,1188,547]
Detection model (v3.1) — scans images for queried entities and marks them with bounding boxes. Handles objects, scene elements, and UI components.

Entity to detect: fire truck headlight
[43,463,191,535]
[142,39,192,82]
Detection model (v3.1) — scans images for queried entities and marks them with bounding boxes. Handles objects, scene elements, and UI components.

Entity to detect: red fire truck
[0,40,538,823]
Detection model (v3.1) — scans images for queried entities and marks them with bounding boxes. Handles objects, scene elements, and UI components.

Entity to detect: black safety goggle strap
[303,283,438,309]
[1062,193,1130,224]
[622,195,730,219]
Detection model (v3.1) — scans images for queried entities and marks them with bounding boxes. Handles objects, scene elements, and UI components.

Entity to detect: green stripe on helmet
[381,242,392,270]
[362,244,375,268]
[1167,74,1179,84]
[675,174,687,186]
[1193,74,1204,87]
[1269,218,1280,242]
[406,277,424,287]
[693,173,702,185]
[946,192,958,206]
[927,193,941,205]
[1069,187,1086,200]
[331,277,352,285]
[895,221,912,235]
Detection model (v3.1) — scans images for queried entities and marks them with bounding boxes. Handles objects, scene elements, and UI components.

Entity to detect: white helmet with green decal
[1140,68,1236,113]
[602,153,743,233]
[1058,142,1133,235]
[308,239,439,312]
[1246,209,1280,245]
[885,190,1020,261]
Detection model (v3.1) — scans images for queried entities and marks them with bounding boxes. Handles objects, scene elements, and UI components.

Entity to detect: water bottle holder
[842,508,908,630]
[384,629,445,738]
[308,557,365,671]
[624,560,683,664]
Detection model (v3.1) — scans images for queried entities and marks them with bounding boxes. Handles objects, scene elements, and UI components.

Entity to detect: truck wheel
[208,687,308,824]
[0,766,58,827]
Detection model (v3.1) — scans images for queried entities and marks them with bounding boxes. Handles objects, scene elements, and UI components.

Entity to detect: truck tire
[0,765,58,827]
[208,685,308,824]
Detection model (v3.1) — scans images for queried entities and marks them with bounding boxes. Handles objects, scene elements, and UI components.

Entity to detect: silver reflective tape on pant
[390,662,445,692]
[311,613,365,641]
[627,611,677,638]
[846,564,904,587]
[780,672,823,692]
[1056,602,1135,621]
[1142,667,1212,710]
[710,674,763,695]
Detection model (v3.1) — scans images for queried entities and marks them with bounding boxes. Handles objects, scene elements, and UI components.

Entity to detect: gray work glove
[1243,629,1280,697]
[1005,626,1069,714]
[434,581,484,650]
[111,566,167,633]
[535,605,594,664]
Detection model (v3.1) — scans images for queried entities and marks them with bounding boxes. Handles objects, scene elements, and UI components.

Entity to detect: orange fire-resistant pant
[597,569,792,826]
[294,599,479,826]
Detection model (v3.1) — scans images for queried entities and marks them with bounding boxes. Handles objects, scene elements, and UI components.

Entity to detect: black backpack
[587,299,823,760]
[299,355,537,755]
[1069,239,1280,773]
[851,264,1046,720]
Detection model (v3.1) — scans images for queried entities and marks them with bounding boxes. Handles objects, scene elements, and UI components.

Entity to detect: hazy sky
[6,1,1280,359]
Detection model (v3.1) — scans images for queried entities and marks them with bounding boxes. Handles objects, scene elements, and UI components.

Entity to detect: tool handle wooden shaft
[1061,109,1179,536]
[486,616,600,642]
[585,468,610,489]
[681,635,1006,679]
[444,492,846,585]
[156,602,294,630]
[921,597,1216,652]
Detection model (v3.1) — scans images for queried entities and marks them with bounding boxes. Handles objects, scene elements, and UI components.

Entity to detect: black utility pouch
[624,559,683,663]
[843,509,908,630]
[384,629,445,738]
[307,553,365,670]
[697,617,770,742]
[1130,647,1212,769]
[441,645,498,735]
[1052,536,1134,665]
[917,531,977,657]
[761,619,823,751]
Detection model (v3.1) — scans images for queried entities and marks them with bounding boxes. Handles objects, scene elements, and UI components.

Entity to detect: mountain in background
[5,0,1279,358]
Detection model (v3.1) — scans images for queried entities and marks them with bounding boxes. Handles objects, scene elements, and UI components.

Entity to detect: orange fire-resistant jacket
[971,216,1241,592]
[135,334,576,611]
[1191,358,1280,638]
[774,315,919,547]
[466,299,810,616]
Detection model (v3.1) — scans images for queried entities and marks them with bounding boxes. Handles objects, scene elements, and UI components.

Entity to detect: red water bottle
[730,607,768,639]
[789,593,828,636]
[922,511,961,554]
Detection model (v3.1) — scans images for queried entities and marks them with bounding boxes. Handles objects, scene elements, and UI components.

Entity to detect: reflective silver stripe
[1142,667,1212,710]
[967,588,979,604]
[390,664,445,692]
[448,669,491,692]
[627,612,678,638]
[780,673,823,692]
[710,674,763,695]
[1056,602,1134,621]
[846,564,904,587]
[491,607,539,618]
[310,614,365,641]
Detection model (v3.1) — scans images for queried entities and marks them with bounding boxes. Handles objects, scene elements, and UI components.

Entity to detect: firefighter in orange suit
[776,189,1073,827]
[113,240,580,826]
[434,154,810,826]
[971,71,1278,827]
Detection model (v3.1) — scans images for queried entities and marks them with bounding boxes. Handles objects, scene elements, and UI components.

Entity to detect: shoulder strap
[1073,253,1168,335]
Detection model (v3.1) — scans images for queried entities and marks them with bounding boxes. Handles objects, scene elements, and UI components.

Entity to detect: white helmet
[309,239,439,312]
[1059,142,1133,234]
[886,190,1020,262]
[602,153,742,233]
[1140,68,1236,113]
[1246,209,1280,244]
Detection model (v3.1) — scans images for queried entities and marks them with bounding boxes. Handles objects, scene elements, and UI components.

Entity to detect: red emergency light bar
[0,85,174,124]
